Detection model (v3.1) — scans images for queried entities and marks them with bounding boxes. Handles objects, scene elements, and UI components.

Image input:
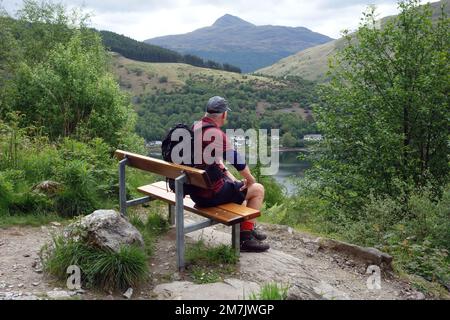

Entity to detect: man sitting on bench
[190,96,270,253]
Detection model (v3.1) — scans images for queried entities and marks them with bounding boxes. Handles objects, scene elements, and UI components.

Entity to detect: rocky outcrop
[66,210,144,252]
[153,279,260,300]
[318,239,393,269]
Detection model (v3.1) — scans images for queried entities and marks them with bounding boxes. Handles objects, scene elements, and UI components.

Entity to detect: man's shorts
[191,179,248,208]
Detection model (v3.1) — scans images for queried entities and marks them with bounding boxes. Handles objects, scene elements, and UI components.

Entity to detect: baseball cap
[206,96,232,114]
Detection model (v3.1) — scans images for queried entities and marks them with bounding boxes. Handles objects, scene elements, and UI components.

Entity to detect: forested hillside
[110,54,318,144]
[100,30,242,73]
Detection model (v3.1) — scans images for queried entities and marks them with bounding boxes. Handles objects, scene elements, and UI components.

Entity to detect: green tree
[2,1,143,149]
[13,32,133,147]
[281,132,297,148]
[13,0,91,65]
[311,0,449,212]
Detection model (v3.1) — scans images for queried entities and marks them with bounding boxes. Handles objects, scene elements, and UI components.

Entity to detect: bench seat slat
[138,181,260,226]
[138,184,242,226]
[150,181,260,219]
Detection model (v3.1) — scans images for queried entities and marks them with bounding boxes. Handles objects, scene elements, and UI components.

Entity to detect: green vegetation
[129,207,170,256]
[186,240,238,284]
[100,30,241,73]
[0,1,148,224]
[42,236,148,291]
[135,74,318,142]
[249,283,290,300]
[262,0,450,295]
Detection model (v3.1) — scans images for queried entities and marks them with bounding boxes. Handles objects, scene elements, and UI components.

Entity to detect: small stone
[23,254,30,258]
[287,227,293,234]
[171,272,181,281]
[411,292,426,300]
[123,288,133,299]
[32,282,40,286]
[34,268,43,274]
[75,289,86,295]
[47,290,73,299]
[18,284,24,288]
[50,221,62,227]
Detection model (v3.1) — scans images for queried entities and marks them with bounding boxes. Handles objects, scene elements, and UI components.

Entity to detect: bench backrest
[115,150,211,189]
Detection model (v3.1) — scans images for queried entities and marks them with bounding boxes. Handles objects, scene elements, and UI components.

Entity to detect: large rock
[67,210,144,252]
[318,239,393,269]
[32,181,62,195]
[153,279,260,300]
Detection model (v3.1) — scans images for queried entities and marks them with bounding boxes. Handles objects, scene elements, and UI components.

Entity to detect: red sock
[240,221,254,232]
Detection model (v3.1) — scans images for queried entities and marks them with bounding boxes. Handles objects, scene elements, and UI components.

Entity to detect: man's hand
[239,176,256,191]
[240,179,248,191]
[239,166,256,191]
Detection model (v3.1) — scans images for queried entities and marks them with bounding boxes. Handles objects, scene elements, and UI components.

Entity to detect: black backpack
[161,123,224,196]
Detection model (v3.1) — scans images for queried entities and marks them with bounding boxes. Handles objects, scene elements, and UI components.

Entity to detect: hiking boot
[251,228,267,241]
[240,231,270,252]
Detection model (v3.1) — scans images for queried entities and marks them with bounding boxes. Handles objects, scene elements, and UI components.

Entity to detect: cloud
[1,0,405,40]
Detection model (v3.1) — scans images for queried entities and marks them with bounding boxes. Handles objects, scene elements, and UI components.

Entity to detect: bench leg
[175,174,187,272]
[119,158,128,216]
[168,204,175,226]
[232,224,240,257]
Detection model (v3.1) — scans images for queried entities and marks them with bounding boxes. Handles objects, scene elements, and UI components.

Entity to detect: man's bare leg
[245,183,264,224]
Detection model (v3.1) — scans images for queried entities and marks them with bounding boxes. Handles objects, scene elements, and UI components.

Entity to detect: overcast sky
[2,0,428,41]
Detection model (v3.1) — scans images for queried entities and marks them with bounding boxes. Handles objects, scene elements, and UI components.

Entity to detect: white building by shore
[303,134,323,142]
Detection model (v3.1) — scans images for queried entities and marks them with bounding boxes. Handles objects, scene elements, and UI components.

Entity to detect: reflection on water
[271,151,311,196]
[147,149,310,196]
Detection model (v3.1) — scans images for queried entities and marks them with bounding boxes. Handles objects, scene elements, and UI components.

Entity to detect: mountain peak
[212,14,254,28]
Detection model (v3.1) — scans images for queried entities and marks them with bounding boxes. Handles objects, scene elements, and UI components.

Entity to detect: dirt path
[0,217,421,300]
[0,225,59,300]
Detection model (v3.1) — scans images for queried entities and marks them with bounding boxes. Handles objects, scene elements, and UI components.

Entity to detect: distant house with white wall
[303,134,323,142]
[147,141,162,147]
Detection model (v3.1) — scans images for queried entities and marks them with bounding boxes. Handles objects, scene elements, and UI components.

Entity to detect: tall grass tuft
[249,283,289,300]
[43,236,148,291]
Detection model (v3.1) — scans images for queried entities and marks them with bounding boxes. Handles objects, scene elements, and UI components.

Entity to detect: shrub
[0,169,53,216]
[0,173,14,214]
[260,176,285,208]
[54,160,99,217]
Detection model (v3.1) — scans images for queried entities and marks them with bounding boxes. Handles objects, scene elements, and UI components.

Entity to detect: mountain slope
[110,53,282,97]
[100,30,241,73]
[145,14,333,73]
[257,0,449,81]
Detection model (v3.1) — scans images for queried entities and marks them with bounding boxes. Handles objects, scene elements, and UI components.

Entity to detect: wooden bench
[115,150,260,271]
